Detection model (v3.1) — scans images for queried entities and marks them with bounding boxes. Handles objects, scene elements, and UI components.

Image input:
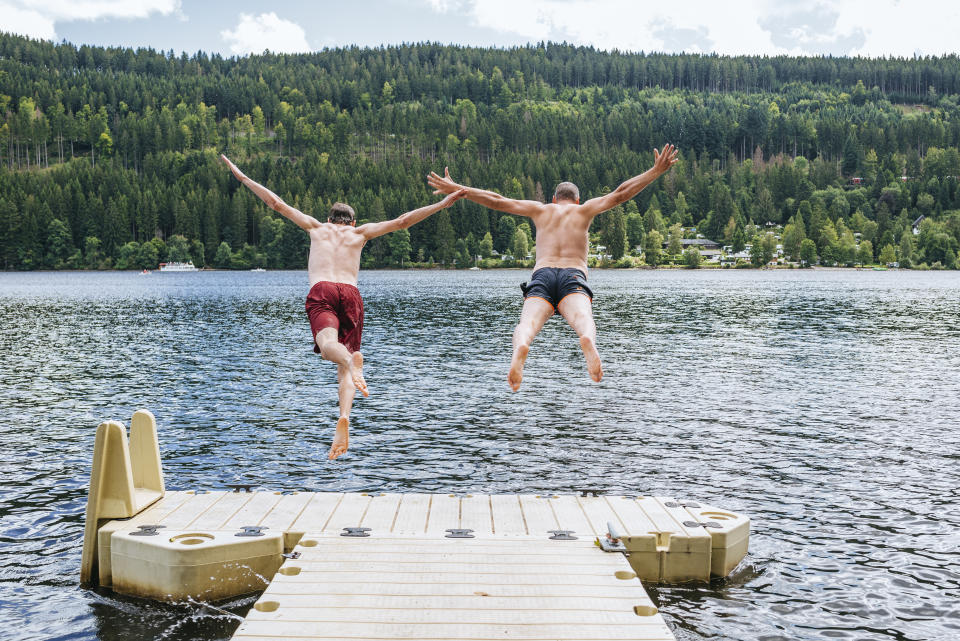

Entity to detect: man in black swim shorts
[521,267,595,311]
[429,144,679,391]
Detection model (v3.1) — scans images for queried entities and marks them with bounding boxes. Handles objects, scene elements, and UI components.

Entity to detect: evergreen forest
[1,32,959,270]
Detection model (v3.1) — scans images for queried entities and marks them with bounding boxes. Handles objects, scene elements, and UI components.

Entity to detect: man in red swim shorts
[223,154,465,459]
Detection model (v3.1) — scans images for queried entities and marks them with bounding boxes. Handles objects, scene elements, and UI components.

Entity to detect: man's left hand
[428,167,462,195]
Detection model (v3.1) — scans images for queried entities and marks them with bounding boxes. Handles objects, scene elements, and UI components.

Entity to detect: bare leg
[329,364,355,460]
[316,328,368,397]
[557,294,602,382]
[508,297,555,391]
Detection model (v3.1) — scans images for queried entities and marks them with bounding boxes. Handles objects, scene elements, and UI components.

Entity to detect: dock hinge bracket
[665,500,701,508]
[548,530,578,541]
[341,527,372,537]
[445,528,475,538]
[130,525,165,536]
[683,520,722,529]
[236,526,267,537]
[226,483,255,493]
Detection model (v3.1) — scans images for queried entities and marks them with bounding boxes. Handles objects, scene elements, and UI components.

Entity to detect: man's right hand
[428,167,462,195]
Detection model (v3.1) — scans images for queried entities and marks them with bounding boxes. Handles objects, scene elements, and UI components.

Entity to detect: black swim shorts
[520,267,594,310]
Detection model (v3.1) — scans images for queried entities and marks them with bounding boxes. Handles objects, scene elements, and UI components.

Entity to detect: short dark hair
[329,202,356,224]
[554,182,579,202]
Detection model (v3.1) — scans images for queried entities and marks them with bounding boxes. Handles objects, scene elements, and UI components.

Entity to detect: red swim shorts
[305,281,364,354]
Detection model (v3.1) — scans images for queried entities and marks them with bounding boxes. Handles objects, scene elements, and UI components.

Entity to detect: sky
[1,0,958,58]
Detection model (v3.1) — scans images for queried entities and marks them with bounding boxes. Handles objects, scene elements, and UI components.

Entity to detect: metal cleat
[548,530,578,540]
[340,527,371,537]
[130,524,165,536]
[236,526,267,537]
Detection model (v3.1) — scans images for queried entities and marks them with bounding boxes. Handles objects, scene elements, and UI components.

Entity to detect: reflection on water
[1,269,959,641]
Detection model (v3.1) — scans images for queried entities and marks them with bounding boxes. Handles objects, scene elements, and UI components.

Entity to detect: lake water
[1,268,958,641]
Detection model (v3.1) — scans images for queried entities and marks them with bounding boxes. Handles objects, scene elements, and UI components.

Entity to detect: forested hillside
[1,32,959,270]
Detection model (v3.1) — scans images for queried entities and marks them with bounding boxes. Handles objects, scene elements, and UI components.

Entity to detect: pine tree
[511,226,529,260]
[388,228,412,265]
[644,230,663,266]
[601,207,628,260]
[434,210,456,264]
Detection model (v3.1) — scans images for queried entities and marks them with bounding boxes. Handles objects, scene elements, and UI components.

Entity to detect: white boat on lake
[158,262,199,272]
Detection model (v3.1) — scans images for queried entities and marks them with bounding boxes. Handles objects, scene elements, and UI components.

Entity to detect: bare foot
[329,417,349,460]
[350,351,369,397]
[507,344,529,392]
[580,336,603,382]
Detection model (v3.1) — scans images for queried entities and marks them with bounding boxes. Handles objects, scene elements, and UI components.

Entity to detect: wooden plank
[158,491,228,529]
[235,634,673,641]
[240,594,652,611]
[223,492,285,530]
[290,493,343,532]
[290,532,615,558]
[323,493,371,532]
[258,492,314,531]
[548,495,593,535]
[360,493,403,531]
[262,582,653,599]
[490,495,526,535]
[602,496,658,538]
[291,552,610,566]
[284,561,619,575]
[242,608,653,625]
[234,621,673,640]
[424,494,460,535]
[637,497,707,539]
[575,495,627,539]
[235,637,669,641]
[292,538,612,557]
[391,493,431,534]
[188,490,256,529]
[517,495,558,535]
[459,495,493,536]
[271,572,636,586]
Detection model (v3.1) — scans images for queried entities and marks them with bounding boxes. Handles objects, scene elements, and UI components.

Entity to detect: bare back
[307,223,366,287]
[528,202,593,272]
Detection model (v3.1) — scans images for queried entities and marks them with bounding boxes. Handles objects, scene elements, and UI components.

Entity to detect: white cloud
[221,12,312,56]
[830,0,960,57]
[426,0,960,57]
[425,0,455,11]
[443,0,775,53]
[0,3,58,40]
[0,0,180,40]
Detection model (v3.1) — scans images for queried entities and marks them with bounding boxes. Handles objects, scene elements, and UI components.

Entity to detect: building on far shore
[913,215,925,235]
[721,246,752,264]
[662,238,720,250]
[662,238,722,261]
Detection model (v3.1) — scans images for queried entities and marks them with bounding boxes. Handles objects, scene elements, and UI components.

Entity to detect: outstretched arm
[428,168,542,218]
[221,154,319,231]
[358,189,468,240]
[579,144,680,218]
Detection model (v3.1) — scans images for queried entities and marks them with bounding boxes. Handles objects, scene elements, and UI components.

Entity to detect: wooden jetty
[81,411,750,641]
